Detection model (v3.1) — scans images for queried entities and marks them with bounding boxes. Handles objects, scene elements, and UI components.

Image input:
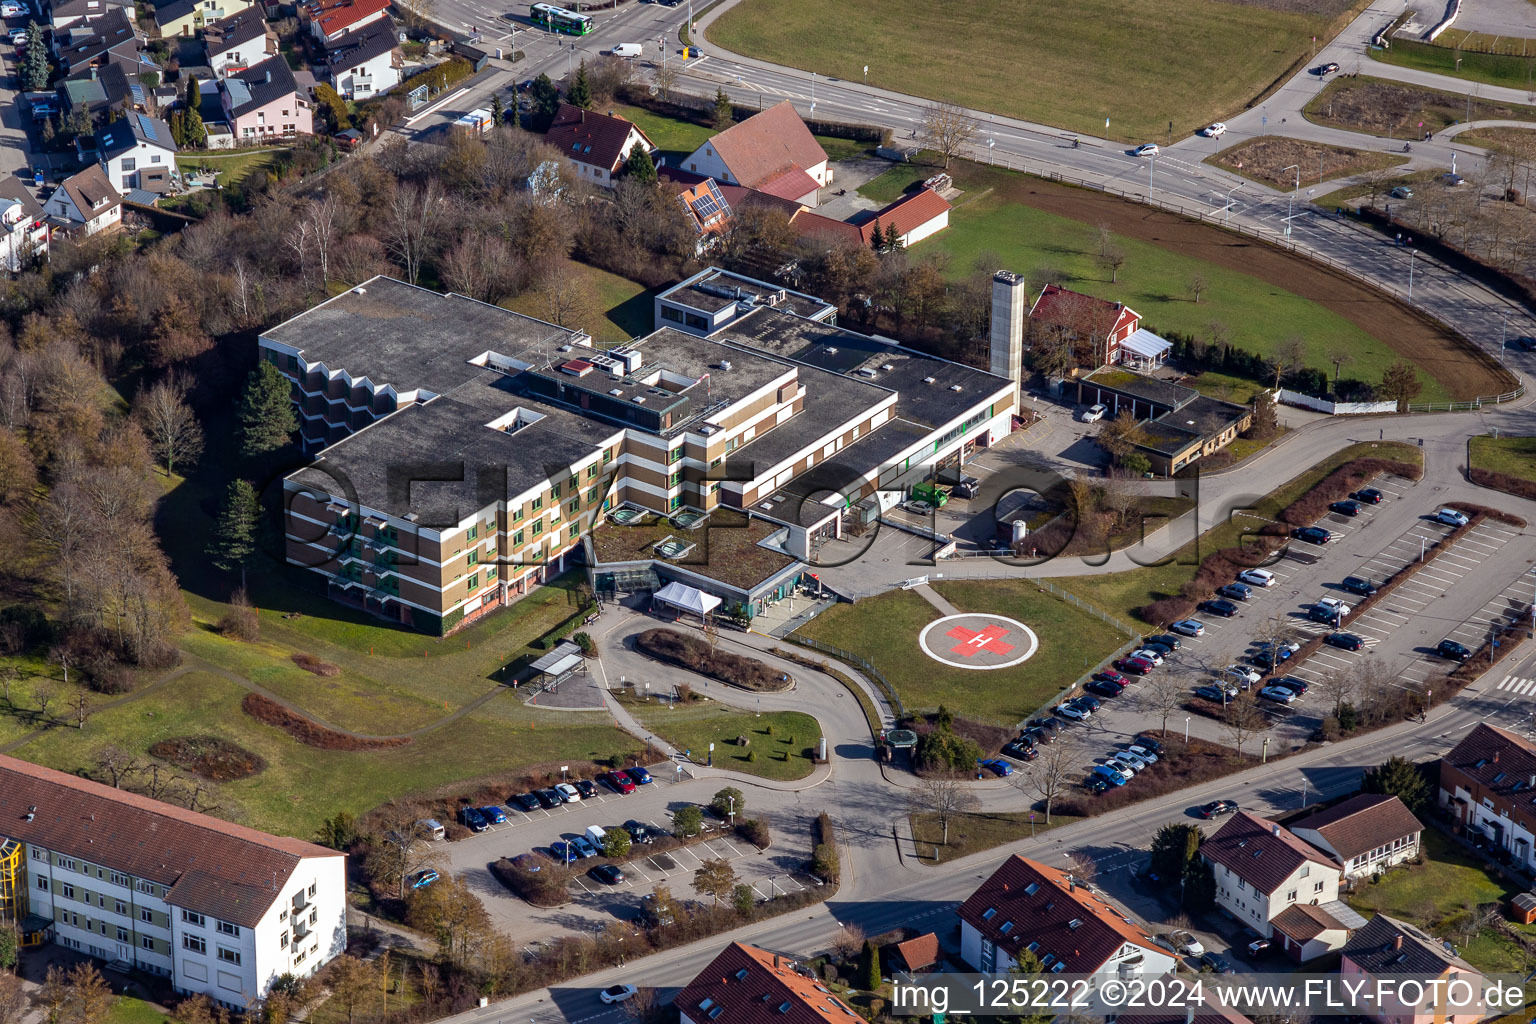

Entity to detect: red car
[1114,656,1154,676]
[601,771,636,794]
[1092,669,1128,686]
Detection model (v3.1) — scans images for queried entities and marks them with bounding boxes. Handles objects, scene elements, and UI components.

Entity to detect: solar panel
[690,192,720,219]
[136,113,158,141]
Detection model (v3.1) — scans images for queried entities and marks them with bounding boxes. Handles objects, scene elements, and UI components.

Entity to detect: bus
[530,3,592,34]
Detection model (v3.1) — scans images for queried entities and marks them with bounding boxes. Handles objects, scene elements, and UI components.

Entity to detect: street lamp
[1184,716,1191,742]
[987,137,995,164]
[1282,164,1300,238]
[728,795,735,827]
[1223,182,1242,226]
[1408,247,1417,299]
[1262,737,1270,764]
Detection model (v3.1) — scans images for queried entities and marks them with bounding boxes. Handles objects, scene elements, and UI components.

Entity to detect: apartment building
[264,271,1016,634]
[1200,811,1346,939]
[0,755,343,1008]
[1290,793,1423,880]
[1438,722,1536,872]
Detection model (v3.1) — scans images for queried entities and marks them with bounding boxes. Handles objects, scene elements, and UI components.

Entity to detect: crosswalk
[1496,675,1536,695]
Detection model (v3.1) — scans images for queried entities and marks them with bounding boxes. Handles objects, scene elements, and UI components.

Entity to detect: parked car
[1340,575,1377,596]
[570,836,598,858]
[1201,952,1236,974]
[1352,487,1385,504]
[1237,569,1276,588]
[1133,143,1160,157]
[1092,669,1128,686]
[978,758,1013,777]
[574,779,598,799]
[1141,642,1175,658]
[1079,403,1108,423]
[1216,582,1252,602]
[1105,756,1140,777]
[1090,764,1128,786]
[1002,739,1038,761]
[1250,649,1287,672]
[1202,122,1226,137]
[1130,648,1165,666]
[601,984,639,1004]
[1201,599,1239,617]
[1316,597,1352,619]
[547,841,578,864]
[0,3,26,17]
[1171,930,1205,955]
[904,499,935,515]
[510,792,540,812]
[602,771,636,794]
[1513,336,1536,351]
[1435,508,1470,527]
[1435,639,1472,662]
[1054,702,1089,721]
[1085,775,1110,794]
[1308,605,1343,624]
[1388,187,1413,200]
[1224,664,1262,686]
[1071,694,1101,713]
[1195,684,1232,703]
[1031,717,1065,737]
[1329,500,1361,517]
[1325,632,1365,651]
[1022,727,1049,747]
[1199,799,1238,819]
[1271,676,1309,695]
[1145,634,1183,650]
[534,788,562,809]
[1117,749,1151,770]
[1085,678,1125,698]
[1170,619,1205,637]
[458,807,488,832]
[626,766,653,785]
[554,783,582,803]
[1127,743,1159,764]
[1247,937,1272,956]
[590,864,625,885]
[1259,685,1298,705]
[1291,526,1331,544]
[408,868,439,889]
[1115,656,1155,675]
[480,805,507,825]
[624,820,655,844]
[1134,735,1165,755]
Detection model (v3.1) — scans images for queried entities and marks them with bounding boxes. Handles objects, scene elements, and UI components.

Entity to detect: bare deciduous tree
[1024,736,1079,823]
[382,181,444,285]
[829,923,865,962]
[1221,698,1264,756]
[133,376,204,477]
[1270,334,1308,391]
[1140,672,1190,737]
[94,745,141,787]
[918,101,981,168]
[1098,244,1126,284]
[907,771,980,847]
[70,691,90,730]
[1187,272,1208,304]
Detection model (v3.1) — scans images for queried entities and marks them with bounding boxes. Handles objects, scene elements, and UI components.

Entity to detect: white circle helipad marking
[918,613,1039,671]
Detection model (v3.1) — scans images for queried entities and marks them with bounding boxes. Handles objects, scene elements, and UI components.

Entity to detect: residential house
[1439,722,1536,873]
[544,103,654,188]
[92,112,177,193]
[792,187,951,249]
[57,62,132,125]
[321,17,400,100]
[1340,914,1484,1024]
[1268,903,1354,963]
[659,166,811,247]
[52,6,139,74]
[1199,811,1349,939]
[219,55,313,141]
[43,164,122,235]
[152,0,254,36]
[1074,370,1252,476]
[203,10,277,76]
[957,855,1176,978]
[1291,794,1424,880]
[889,933,939,974]
[680,100,828,207]
[1028,283,1143,370]
[302,0,390,43]
[0,753,345,1008]
[46,0,130,31]
[0,176,49,270]
[675,943,861,1024]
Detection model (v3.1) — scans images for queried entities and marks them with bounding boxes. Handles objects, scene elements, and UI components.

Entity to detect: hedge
[635,628,794,691]
[811,812,839,882]
[399,57,475,97]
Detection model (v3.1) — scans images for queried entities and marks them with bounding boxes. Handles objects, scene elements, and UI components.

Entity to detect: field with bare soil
[1305,76,1536,136]
[1211,136,1408,188]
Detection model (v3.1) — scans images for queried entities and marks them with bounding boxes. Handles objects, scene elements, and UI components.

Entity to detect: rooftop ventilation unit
[560,359,594,377]
[950,384,963,392]
[609,388,623,396]
[881,362,894,371]
[923,376,937,384]
[718,359,732,371]
[632,396,646,404]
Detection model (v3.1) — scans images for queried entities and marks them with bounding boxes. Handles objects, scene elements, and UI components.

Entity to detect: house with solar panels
[90,112,176,193]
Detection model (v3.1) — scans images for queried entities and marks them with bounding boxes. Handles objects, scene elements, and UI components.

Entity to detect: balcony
[292,889,308,912]
[292,917,311,940]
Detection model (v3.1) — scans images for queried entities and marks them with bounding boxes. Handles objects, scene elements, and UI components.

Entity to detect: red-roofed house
[1290,793,1423,880]
[890,933,940,973]
[1200,811,1343,938]
[303,0,390,43]
[793,187,951,249]
[1438,722,1536,873]
[681,101,828,207]
[675,942,861,1024]
[957,855,1175,978]
[546,103,654,188]
[1027,284,1141,369]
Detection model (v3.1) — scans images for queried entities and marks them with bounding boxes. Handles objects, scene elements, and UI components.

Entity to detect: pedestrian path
[1495,675,1536,695]
[912,583,959,616]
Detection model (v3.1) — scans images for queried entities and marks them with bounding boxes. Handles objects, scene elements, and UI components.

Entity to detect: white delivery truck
[608,42,642,57]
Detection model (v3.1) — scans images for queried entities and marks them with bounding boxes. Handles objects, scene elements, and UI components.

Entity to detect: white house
[43,164,121,236]
[544,102,654,188]
[92,112,177,193]
[0,176,50,270]
[680,100,827,207]
[1439,722,1536,873]
[1200,811,1345,939]
[0,754,345,1009]
[1290,793,1423,880]
[321,17,400,100]
[958,855,1176,979]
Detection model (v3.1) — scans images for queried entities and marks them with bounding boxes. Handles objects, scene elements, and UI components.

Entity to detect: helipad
[917,613,1039,671]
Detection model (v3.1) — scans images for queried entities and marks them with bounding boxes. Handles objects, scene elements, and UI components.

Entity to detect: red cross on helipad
[945,623,1014,658]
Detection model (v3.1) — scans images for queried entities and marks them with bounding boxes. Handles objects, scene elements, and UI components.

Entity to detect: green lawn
[8,670,645,838]
[923,164,1450,401]
[910,810,1081,863]
[175,149,288,188]
[798,581,1126,725]
[108,998,177,1024]
[1347,829,1536,974]
[502,258,652,344]
[1369,36,1536,94]
[710,0,1361,141]
[609,104,872,166]
[619,695,819,781]
[1048,441,1423,623]
[857,162,931,204]
[1470,434,1536,484]
[1305,75,1536,138]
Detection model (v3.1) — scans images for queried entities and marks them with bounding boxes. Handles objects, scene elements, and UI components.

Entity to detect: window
[467,524,478,541]
[532,496,543,511]
[217,921,239,937]
[217,947,241,965]
[308,883,317,897]
[116,927,129,942]
[141,936,154,951]
[467,573,479,591]
[183,935,206,954]
[309,908,317,923]
[122,158,136,172]
[569,524,579,539]
[61,884,74,900]
[114,901,126,915]
[182,910,205,926]
[587,466,597,479]
[568,500,579,515]
[513,508,524,522]
[110,872,129,887]
[59,857,77,871]
[467,550,478,566]
[280,932,289,949]
[485,567,498,581]
[30,848,42,861]
[603,449,612,464]
[669,448,682,464]
[551,483,561,498]
[532,521,542,536]
[567,476,578,491]
[279,909,288,922]
[1313,881,1325,892]
[1286,890,1297,902]
[513,530,524,546]
[35,877,47,892]
[140,908,153,923]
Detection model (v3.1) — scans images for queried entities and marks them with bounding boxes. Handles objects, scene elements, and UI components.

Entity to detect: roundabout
[917,613,1039,671]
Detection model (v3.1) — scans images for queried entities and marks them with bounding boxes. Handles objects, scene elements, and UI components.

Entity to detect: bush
[241,694,410,751]
[218,589,259,642]
[914,725,982,775]
[672,805,703,837]
[601,827,631,858]
[635,628,793,691]
[572,631,595,655]
[811,812,839,882]
[710,787,745,819]
[291,652,340,676]
[736,817,771,849]
[491,855,571,907]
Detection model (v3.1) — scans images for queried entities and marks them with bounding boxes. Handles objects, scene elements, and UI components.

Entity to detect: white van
[586,824,610,848]
[608,42,642,58]
[416,818,445,841]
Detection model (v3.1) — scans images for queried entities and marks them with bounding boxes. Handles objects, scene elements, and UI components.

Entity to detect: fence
[1277,389,1400,415]
[780,633,905,720]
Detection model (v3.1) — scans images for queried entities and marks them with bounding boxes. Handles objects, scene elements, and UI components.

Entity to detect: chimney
[989,269,1027,393]
[1185,1006,1195,1024]
[1393,934,1403,951]
[1067,877,1074,892]
[1272,824,1280,836]
[773,954,780,969]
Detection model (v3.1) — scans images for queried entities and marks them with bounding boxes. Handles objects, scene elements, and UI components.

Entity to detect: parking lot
[432,766,820,940]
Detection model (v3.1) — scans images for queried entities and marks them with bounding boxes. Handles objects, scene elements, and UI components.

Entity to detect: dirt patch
[148,736,266,780]
[1211,136,1407,189]
[1009,177,1510,400]
[1306,77,1536,136]
[292,652,340,676]
[241,693,411,750]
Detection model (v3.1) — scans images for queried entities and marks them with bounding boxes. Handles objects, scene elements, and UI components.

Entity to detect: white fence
[1426,0,1462,41]
[1277,389,1400,415]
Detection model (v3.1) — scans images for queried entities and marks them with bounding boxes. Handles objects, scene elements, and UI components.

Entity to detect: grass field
[1047,441,1423,623]
[175,149,288,188]
[910,810,1080,863]
[1209,136,1407,189]
[609,103,870,166]
[1456,126,1536,157]
[618,694,819,781]
[912,159,1456,402]
[797,581,1125,724]
[108,998,176,1024]
[503,258,652,343]
[709,0,1361,141]
[1370,36,1536,93]
[1470,435,1536,484]
[1305,76,1536,138]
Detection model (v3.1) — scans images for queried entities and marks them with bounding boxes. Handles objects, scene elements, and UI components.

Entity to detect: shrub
[746,751,757,762]
[672,805,703,837]
[635,628,793,691]
[241,694,410,751]
[811,812,839,882]
[572,631,595,655]
[218,588,260,642]
[148,736,266,780]
[914,725,982,775]
[736,817,771,849]
[601,827,631,858]
[291,652,340,676]
[710,787,745,819]
[491,855,571,907]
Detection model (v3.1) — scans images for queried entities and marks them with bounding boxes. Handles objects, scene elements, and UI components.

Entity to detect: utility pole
[1282,164,1300,238]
